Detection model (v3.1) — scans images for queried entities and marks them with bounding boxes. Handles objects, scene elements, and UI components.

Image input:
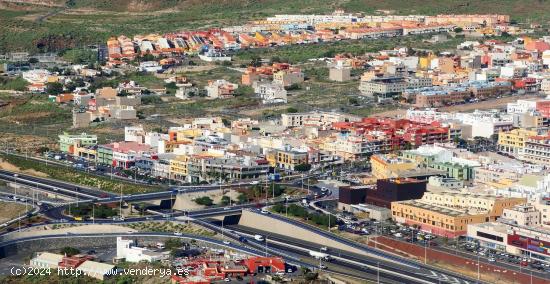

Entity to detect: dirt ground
[173,188,241,210]
[0,158,49,177]
[0,201,27,223]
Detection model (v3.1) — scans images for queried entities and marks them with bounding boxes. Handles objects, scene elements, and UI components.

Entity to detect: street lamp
[12,173,20,203]
[377,261,380,284]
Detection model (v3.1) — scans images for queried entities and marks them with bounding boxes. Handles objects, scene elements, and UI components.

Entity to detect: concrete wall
[0,224,136,242]
[238,210,367,256]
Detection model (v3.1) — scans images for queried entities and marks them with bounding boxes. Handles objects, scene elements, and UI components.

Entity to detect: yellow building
[391,191,526,238]
[276,149,308,171]
[74,145,98,162]
[175,129,202,141]
[497,128,538,156]
[419,55,436,70]
[370,154,417,179]
[170,155,189,181]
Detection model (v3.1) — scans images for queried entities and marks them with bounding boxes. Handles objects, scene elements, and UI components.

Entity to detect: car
[319,264,328,270]
[174,232,182,236]
[223,240,231,245]
[394,233,403,238]
[223,207,231,210]
[488,257,496,262]
[224,277,231,282]
[260,209,269,214]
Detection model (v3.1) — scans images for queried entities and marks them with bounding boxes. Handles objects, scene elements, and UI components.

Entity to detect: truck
[268,173,281,182]
[254,234,265,242]
[309,250,331,260]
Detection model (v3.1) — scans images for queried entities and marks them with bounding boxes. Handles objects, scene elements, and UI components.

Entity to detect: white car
[174,232,183,236]
[394,233,403,238]
[223,240,231,245]
[488,257,496,262]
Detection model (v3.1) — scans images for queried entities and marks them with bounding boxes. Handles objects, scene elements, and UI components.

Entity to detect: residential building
[370,154,417,179]
[522,135,550,165]
[281,111,360,128]
[205,80,239,99]
[428,176,464,189]
[497,128,538,156]
[391,191,526,237]
[359,75,431,101]
[329,67,351,82]
[273,68,304,87]
[275,147,308,171]
[502,204,541,227]
[253,81,287,104]
[58,133,98,154]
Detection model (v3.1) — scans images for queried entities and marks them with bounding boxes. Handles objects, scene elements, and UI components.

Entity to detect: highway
[0,168,487,283]
[194,218,438,284]
[237,209,483,284]
[0,168,305,205]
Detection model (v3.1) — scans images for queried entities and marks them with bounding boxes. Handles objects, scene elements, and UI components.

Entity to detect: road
[240,209,483,284]
[199,218,471,284]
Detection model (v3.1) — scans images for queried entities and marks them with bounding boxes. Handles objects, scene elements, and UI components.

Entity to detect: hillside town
[3,7,550,284]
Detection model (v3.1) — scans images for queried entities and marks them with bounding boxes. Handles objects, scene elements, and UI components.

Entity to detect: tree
[250,55,262,67]
[194,196,214,206]
[237,193,248,204]
[220,195,231,206]
[285,83,301,91]
[28,57,39,64]
[46,82,64,95]
[235,85,254,96]
[60,247,80,256]
[286,107,298,113]
[453,27,464,33]
[294,163,311,172]
[165,238,182,250]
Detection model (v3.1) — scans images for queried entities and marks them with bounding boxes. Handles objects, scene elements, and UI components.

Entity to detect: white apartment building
[253,81,288,104]
[502,204,541,226]
[281,111,360,128]
[116,237,167,263]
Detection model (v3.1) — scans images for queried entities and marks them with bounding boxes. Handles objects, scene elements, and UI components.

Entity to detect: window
[477,231,503,242]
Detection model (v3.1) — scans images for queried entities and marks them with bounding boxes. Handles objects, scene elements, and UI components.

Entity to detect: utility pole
[477,254,480,283]
[119,185,122,218]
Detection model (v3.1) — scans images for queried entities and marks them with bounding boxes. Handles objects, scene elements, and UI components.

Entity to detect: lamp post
[425,240,428,265]
[377,261,380,284]
[13,173,18,202]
